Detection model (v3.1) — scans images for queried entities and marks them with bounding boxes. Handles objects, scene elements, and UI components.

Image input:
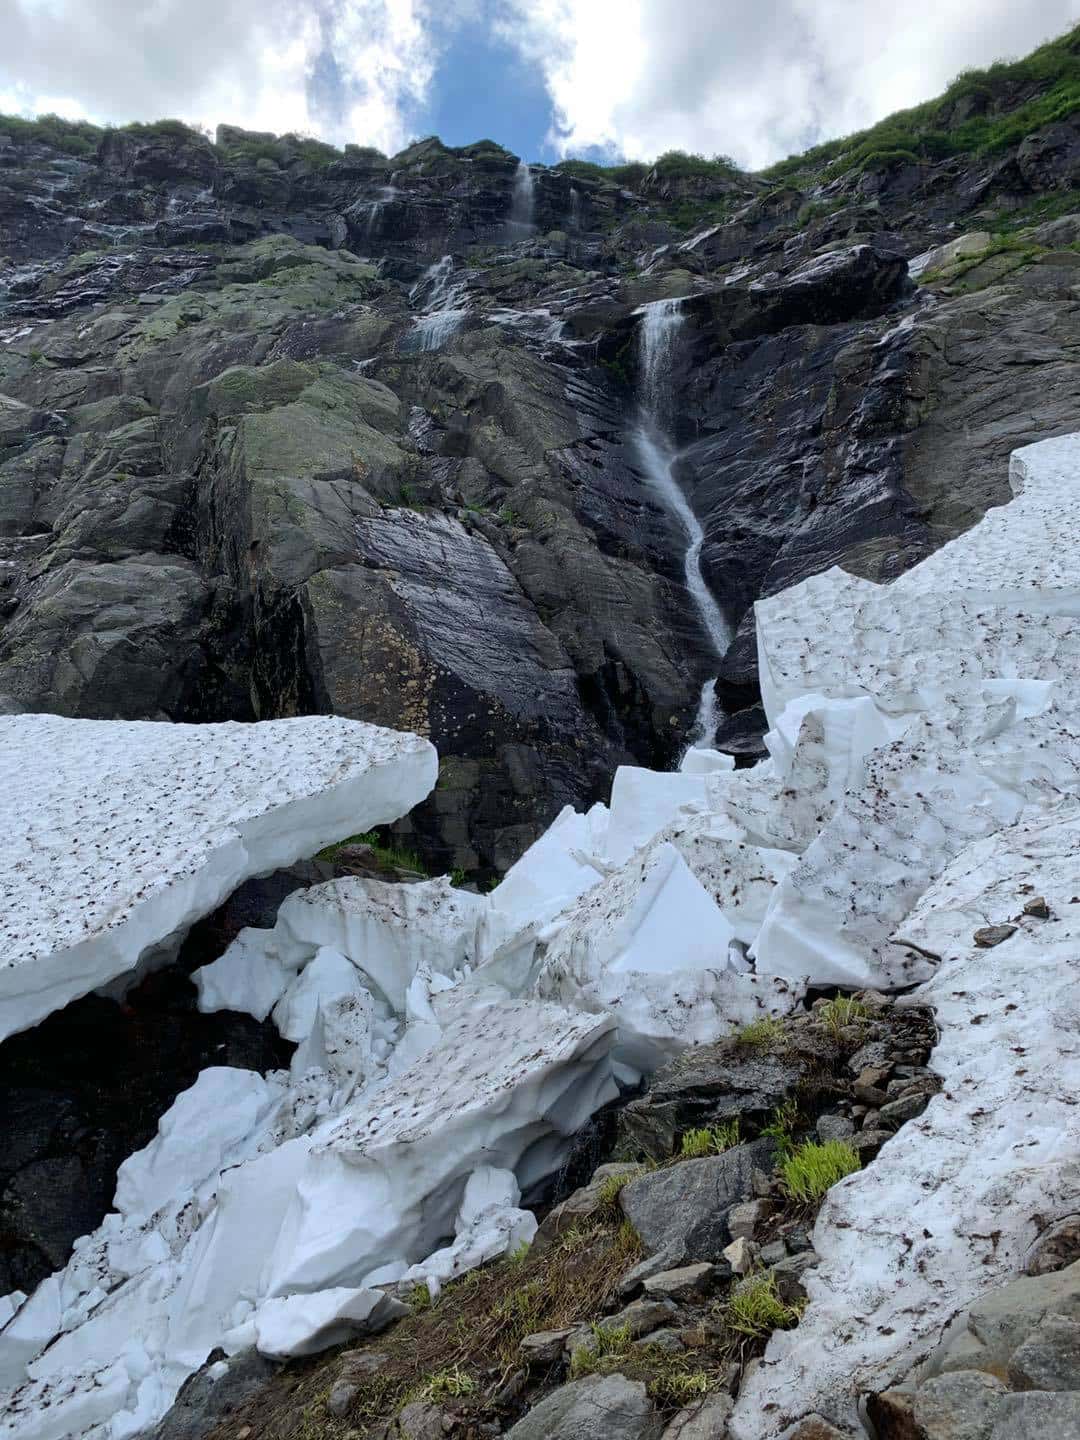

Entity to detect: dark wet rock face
[2,114,1080,863]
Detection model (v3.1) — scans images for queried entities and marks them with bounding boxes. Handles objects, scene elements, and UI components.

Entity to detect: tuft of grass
[570,1320,633,1377]
[316,829,428,874]
[449,866,467,887]
[649,1365,712,1405]
[760,1100,800,1154]
[725,1269,804,1339]
[424,1365,475,1399]
[680,1119,740,1158]
[780,1140,861,1204]
[820,995,870,1036]
[596,1171,634,1216]
[734,1016,785,1050]
[408,1284,434,1313]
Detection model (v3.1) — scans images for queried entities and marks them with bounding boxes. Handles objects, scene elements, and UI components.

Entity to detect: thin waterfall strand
[508,161,536,236]
[634,299,731,748]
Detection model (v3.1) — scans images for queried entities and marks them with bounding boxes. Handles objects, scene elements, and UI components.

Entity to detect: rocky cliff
[2,29,1079,871]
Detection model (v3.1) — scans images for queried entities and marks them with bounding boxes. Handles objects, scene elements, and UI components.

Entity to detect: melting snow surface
[0,714,438,1040]
[5,434,1080,1439]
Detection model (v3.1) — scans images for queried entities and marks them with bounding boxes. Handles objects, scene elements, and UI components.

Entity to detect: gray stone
[505,1373,662,1440]
[879,1092,933,1125]
[968,1259,1080,1367]
[816,1114,855,1142]
[1022,896,1051,919]
[394,1401,449,1440]
[853,1066,891,1104]
[930,1328,994,1379]
[727,1199,768,1241]
[520,1329,574,1366]
[723,1237,757,1275]
[634,1328,685,1354]
[987,1391,1080,1439]
[616,1047,804,1162]
[913,1371,1009,1440]
[853,1129,893,1158]
[619,1141,775,1266]
[327,1381,361,1419]
[759,1241,787,1266]
[973,924,1017,948]
[607,1299,677,1339]
[659,1391,734,1438]
[1007,1314,1080,1391]
[1025,1215,1080,1276]
[771,1252,817,1306]
[146,1351,277,1440]
[642,1263,719,1303]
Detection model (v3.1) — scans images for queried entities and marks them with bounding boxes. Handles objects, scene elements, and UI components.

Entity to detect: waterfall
[508,161,536,237]
[569,187,582,230]
[361,185,398,243]
[406,255,468,353]
[634,298,731,749]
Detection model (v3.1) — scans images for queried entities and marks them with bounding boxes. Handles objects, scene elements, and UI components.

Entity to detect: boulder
[987,1391,1080,1439]
[505,1373,662,1440]
[659,1391,734,1438]
[913,1371,1009,1440]
[642,1263,720,1303]
[968,1260,1080,1368]
[1007,1314,1080,1391]
[619,1141,776,1268]
[145,1351,277,1440]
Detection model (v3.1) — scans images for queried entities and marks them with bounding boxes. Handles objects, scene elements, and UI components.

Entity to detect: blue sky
[418,14,555,163]
[1,1,1075,169]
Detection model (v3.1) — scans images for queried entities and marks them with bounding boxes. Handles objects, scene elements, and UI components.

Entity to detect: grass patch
[570,1320,633,1378]
[316,830,427,874]
[760,1100,800,1153]
[425,1365,475,1400]
[734,1017,785,1050]
[762,22,1080,185]
[920,232,1049,289]
[680,1120,740,1158]
[596,1171,635,1216]
[780,1140,861,1204]
[819,996,870,1036]
[725,1269,804,1339]
[0,111,103,156]
[989,187,1080,234]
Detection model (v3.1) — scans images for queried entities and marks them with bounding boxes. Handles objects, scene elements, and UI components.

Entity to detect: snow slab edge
[0,714,438,1040]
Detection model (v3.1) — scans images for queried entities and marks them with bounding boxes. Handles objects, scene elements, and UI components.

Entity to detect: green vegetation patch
[725,1269,805,1338]
[763,23,1080,184]
[780,1139,862,1204]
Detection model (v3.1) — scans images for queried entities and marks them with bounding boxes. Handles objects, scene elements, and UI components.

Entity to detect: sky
[0,1,1076,169]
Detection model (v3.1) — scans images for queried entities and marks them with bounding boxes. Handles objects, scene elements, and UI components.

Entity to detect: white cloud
[0,0,441,153]
[495,0,1079,167]
[0,0,1075,166]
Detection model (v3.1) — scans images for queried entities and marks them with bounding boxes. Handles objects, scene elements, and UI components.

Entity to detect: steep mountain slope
[1,27,1078,872]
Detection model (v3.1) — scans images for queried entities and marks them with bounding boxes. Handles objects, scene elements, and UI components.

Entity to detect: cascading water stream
[406,254,468,352]
[508,161,536,237]
[634,298,731,749]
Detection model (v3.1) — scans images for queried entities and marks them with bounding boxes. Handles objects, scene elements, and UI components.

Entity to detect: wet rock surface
[2,115,1079,862]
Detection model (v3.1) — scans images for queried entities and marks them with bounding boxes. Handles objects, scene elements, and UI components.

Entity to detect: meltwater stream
[508,161,536,237]
[406,255,468,352]
[635,298,731,748]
